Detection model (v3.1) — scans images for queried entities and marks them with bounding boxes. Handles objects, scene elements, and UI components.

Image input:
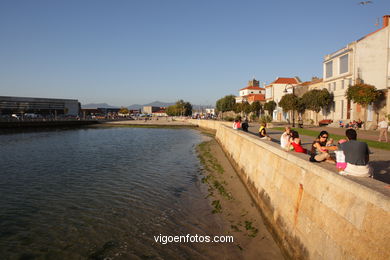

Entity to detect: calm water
[0,127,233,259]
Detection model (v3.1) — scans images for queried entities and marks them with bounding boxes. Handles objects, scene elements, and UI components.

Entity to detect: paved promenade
[246,123,390,186]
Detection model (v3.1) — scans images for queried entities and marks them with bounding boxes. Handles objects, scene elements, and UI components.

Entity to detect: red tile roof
[246,94,265,101]
[299,78,323,86]
[240,86,263,91]
[271,77,300,84]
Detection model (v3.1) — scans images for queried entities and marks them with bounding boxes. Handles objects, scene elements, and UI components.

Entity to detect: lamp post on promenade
[283,84,296,127]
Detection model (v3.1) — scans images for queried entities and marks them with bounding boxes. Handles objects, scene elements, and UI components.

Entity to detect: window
[328,83,331,91]
[341,100,344,119]
[367,104,373,121]
[341,80,344,89]
[333,82,336,91]
[326,61,333,78]
[340,54,349,74]
[348,78,352,86]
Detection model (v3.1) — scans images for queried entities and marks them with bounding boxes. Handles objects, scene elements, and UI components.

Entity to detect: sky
[0,0,389,106]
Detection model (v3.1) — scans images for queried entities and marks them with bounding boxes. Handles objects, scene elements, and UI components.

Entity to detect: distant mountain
[81,103,117,109]
[127,101,174,109]
[82,101,213,110]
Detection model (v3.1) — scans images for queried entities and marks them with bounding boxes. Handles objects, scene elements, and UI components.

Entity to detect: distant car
[319,119,333,126]
[24,113,40,119]
[11,114,21,119]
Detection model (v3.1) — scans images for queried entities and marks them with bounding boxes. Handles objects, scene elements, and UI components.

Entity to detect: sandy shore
[197,134,284,259]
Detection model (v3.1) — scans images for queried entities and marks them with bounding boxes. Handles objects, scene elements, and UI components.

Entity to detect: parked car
[319,119,333,126]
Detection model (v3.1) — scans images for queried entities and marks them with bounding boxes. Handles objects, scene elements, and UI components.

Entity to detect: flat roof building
[0,96,80,116]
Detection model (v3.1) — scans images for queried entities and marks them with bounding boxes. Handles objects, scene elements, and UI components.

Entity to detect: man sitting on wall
[338,129,372,177]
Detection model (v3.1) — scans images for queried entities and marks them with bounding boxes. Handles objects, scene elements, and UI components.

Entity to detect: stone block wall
[189,119,390,260]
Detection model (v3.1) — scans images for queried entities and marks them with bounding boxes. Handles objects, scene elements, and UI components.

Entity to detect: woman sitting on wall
[232,119,241,130]
[287,130,307,153]
[310,131,337,163]
[258,123,271,140]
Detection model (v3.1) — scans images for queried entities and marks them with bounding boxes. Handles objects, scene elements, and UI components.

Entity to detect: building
[205,108,215,115]
[265,77,301,121]
[142,106,162,114]
[235,78,266,104]
[323,15,390,129]
[152,108,167,117]
[0,96,80,116]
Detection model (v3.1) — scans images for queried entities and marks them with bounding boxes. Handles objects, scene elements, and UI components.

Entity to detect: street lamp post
[283,84,295,127]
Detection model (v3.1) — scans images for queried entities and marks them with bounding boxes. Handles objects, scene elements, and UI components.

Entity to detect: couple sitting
[280,127,307,153]
[281,128,371,177]
[310,130,372,177]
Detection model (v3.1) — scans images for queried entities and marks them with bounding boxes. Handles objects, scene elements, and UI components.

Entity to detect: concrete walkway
[246,123,390,186]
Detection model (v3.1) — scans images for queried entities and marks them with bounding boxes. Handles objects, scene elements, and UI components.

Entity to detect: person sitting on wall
[309,131,337,163]
[258,123,271,140]
[357,119,363,129]
[338,129,372,177]
[287,130,307,153]
[232,119,241,130]
[280,126,291,149]
[241,118,249,132]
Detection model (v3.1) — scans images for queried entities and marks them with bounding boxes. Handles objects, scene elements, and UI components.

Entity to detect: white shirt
[334,150,345,163]
[280,132,289,148]
[378,120,388,129]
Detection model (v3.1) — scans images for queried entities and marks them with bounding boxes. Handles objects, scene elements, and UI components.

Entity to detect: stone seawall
[189,119,390,260]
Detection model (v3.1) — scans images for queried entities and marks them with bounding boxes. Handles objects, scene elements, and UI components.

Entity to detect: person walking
[378,118,389,142]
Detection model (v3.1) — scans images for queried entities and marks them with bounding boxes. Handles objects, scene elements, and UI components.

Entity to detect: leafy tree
[233,102,243,114]
[279,94,299,126]
[242,102,251,116]
[166,100,192,116]
[302,88,333,125]
[250,101,262,117]
[346,83,380,128]
[296,97,306,115]
[215,95,236,119]
[264,101,277,116]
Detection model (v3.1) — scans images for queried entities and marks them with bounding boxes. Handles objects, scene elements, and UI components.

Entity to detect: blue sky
[0,0,389,106]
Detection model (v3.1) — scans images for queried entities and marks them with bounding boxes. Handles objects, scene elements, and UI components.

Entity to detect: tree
[250,101,262,118]
[264,101,277,117]
[278,94,298,126]
[242,102,251,116]
[215,95,236,119]
[233,102,243,114]
[302,88,333,125]
[296,97,306,116]
[166,100,192,116]
[345,83,380,128]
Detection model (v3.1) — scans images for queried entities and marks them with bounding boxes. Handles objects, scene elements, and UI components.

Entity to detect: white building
[323,15,390,128]
[265,77,301,121]
[235,78,266,104]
